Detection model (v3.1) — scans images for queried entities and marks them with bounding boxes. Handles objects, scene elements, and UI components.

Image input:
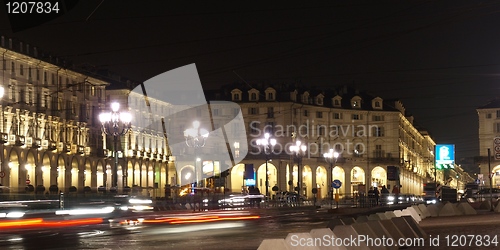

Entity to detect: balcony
[42,140,56,150]
[57,142,70,153]
[26,137,41,148]
[48,141,57,151]
[13,135,25,146]
[77,145,85,155]
[0,133,7,144]
[97,149,109,158]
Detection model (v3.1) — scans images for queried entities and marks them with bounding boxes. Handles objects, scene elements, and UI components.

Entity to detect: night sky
[1,1,500,172]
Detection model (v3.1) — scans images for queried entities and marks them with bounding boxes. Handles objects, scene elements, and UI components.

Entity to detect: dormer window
[372,97,383,110]
[302,91,310,104]
[332,95,342,108]
[265,87,276,101]
[231,89,242,101]
[351,96,362,109]
[315,94,324,106]
[248,88,260,102]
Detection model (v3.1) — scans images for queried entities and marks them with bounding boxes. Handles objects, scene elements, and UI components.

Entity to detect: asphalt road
[0,207,333,250]
[5,204,487,250]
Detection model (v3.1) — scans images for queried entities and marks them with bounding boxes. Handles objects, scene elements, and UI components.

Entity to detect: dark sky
[1,0,500,168]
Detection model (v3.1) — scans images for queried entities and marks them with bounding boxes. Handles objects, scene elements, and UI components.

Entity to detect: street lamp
[323,148,339,209]
[289,140,307,205]
[184,121,209,191]
[99,102,132,192]
[0,86,4,187]
[256,132,277,199]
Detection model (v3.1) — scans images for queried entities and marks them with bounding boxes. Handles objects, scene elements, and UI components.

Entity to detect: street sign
[332,179,342,189]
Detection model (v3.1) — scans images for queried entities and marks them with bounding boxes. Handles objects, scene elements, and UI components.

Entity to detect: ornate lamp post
[323,148,339,209]
[289,140,307,205]
[99,102,132,191]
[0,86,4,187]
[183,121,209,191]
[256,132,276,199]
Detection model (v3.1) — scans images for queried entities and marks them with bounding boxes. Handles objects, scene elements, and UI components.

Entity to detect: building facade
[208,84,440,199]
[0,35,450,201]
[0,36,108,194]
[477,99,500,188]
[0,36,172,198]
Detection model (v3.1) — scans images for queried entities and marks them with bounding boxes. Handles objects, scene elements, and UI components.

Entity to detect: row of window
[248,122,386,137]
[232,89,383,110]
[3,59,103,98]
[486,111,500,119]
[247,107,386,121]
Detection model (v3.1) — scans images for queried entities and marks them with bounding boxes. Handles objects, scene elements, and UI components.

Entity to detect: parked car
[471,188,500,201]
[0,185,9,193]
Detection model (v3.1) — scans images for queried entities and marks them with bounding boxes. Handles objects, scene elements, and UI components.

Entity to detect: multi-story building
[207,84,439,199]
[0,36,107,194]
[0,34,447,201]
[0,36,171,198]
[477,99,500,188]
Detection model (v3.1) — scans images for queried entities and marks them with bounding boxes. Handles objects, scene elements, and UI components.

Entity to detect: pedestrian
[368,188,375,206]
[392,185,400,194]
[373,187,380,205]
[381,185,389,194]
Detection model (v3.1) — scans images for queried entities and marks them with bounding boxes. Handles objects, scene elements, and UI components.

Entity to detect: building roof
[205,82,402,112]
[477,98,500,109]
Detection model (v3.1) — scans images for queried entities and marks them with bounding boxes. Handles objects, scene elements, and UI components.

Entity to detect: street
[2,205,499,249]
[0,207,330,250]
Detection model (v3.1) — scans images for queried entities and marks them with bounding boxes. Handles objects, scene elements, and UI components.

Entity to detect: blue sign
[435,144,455,165]
[244,179,256,186]
[332,179,342,189]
